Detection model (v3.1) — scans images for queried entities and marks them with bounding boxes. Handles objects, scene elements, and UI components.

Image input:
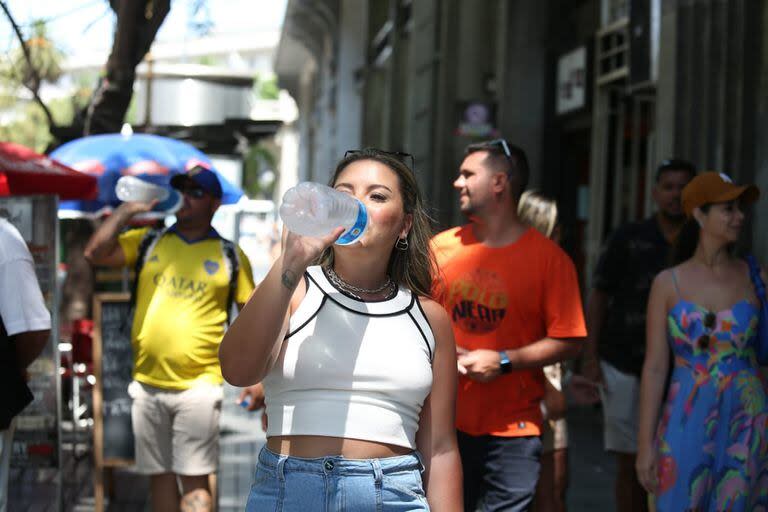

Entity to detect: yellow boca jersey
[119,227,255,389]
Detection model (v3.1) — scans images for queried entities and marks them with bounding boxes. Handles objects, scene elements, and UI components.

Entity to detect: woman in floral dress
[637,172,767,511]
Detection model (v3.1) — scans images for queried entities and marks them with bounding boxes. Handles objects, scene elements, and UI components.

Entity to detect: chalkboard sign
[92,293,134,467]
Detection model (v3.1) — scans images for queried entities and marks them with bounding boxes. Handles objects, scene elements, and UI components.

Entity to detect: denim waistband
[258,446,423,476]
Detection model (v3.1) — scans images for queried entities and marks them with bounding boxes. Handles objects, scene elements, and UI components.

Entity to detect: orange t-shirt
[432,226,586,437]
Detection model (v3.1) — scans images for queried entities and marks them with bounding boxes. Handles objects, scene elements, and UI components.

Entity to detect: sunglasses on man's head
[344,148,415,172]
[486,138,513,160]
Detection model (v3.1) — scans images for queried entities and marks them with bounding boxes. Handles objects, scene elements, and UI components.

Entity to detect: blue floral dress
[656,293,768,511]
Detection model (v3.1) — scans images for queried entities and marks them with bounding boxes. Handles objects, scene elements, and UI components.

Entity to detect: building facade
[275,0,768,282]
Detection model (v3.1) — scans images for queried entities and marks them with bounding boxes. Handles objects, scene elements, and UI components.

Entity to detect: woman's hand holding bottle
[279,225,345,279]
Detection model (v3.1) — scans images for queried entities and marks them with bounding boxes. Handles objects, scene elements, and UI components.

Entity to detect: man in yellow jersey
[85,166,255,512]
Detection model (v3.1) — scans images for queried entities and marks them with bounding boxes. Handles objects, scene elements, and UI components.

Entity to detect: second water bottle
[279,182,368,245]
[115,175,169,203]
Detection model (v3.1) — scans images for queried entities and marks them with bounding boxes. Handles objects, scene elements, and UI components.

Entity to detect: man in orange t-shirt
[432,139,586,512]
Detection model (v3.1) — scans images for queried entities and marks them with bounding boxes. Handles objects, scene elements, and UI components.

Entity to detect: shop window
[596,20,629,85]
[602,0,629,26]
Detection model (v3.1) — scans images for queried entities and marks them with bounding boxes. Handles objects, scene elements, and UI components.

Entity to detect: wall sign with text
[556,46,588,115]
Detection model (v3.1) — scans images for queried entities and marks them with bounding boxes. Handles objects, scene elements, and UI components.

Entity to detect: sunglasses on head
[344,148,415,172]
[484,139,520,178]
[698,312,717,350]
[486,138,513,160]
[178,186,206,199]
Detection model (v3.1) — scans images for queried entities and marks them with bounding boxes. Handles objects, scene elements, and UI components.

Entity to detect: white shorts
[128,381,223,476]
[599,360,639,454]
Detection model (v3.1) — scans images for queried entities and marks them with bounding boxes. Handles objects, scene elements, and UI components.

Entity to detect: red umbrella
[0,142,98,200]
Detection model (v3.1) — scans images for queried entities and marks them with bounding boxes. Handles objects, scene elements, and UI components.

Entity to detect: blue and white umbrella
[51,132,243,219]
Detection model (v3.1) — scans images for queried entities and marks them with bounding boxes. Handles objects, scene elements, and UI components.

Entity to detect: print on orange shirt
[446,268,508,334]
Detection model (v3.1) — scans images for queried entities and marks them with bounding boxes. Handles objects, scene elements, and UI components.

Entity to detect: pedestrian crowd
[1,140,766,512]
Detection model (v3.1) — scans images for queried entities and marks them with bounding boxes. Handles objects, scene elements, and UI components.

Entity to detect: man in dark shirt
[582,159,696,512]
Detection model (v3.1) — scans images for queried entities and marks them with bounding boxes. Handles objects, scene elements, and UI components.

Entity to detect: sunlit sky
[0,0,287,59]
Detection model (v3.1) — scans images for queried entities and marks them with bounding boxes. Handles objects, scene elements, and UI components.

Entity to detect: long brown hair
[316,148,437,298]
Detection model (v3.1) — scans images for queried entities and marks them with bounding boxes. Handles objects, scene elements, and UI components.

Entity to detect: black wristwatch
[498,351,512,374]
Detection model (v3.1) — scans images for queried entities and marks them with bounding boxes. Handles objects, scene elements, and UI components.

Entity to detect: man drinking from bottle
[84,166,257,512]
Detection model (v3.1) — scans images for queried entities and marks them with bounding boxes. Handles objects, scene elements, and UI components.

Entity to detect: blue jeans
[458,431,542,512]
[246,446,430,511]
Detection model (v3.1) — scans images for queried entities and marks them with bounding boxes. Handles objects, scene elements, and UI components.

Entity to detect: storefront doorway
[586,86,656,283]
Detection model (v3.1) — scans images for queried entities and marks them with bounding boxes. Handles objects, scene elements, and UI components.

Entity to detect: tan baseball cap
[681,172,760,217]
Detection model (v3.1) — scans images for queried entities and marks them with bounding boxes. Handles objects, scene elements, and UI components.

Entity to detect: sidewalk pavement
[217,383,266,511]
[566,405,616,510]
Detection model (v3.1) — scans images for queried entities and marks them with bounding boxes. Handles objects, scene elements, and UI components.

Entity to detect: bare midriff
[266,435,413,459]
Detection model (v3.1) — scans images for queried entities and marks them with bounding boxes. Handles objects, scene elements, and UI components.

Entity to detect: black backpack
[0,314,34,430]
[128,228,240,325]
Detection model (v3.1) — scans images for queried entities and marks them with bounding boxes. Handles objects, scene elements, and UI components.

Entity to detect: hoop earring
[395,237,409,251]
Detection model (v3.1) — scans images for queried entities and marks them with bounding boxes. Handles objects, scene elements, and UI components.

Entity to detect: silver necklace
[325,266,394,299]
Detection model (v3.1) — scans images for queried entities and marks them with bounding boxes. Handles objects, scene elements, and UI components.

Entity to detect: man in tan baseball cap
[681,172,760,217]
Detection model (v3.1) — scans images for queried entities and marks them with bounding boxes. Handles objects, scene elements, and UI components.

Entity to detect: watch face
[499,352,512,373]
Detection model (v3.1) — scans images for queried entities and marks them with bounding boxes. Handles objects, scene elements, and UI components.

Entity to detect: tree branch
[0,0,56,128]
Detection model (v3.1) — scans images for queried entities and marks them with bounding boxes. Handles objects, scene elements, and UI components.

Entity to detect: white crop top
[263,266,436,449]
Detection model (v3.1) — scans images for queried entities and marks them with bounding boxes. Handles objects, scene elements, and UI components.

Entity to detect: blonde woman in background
[518,191,568,512]
[518,191,560,244]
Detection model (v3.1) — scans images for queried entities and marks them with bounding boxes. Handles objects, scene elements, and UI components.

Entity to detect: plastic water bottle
[115,175,170,203]
[279,182,368,245]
